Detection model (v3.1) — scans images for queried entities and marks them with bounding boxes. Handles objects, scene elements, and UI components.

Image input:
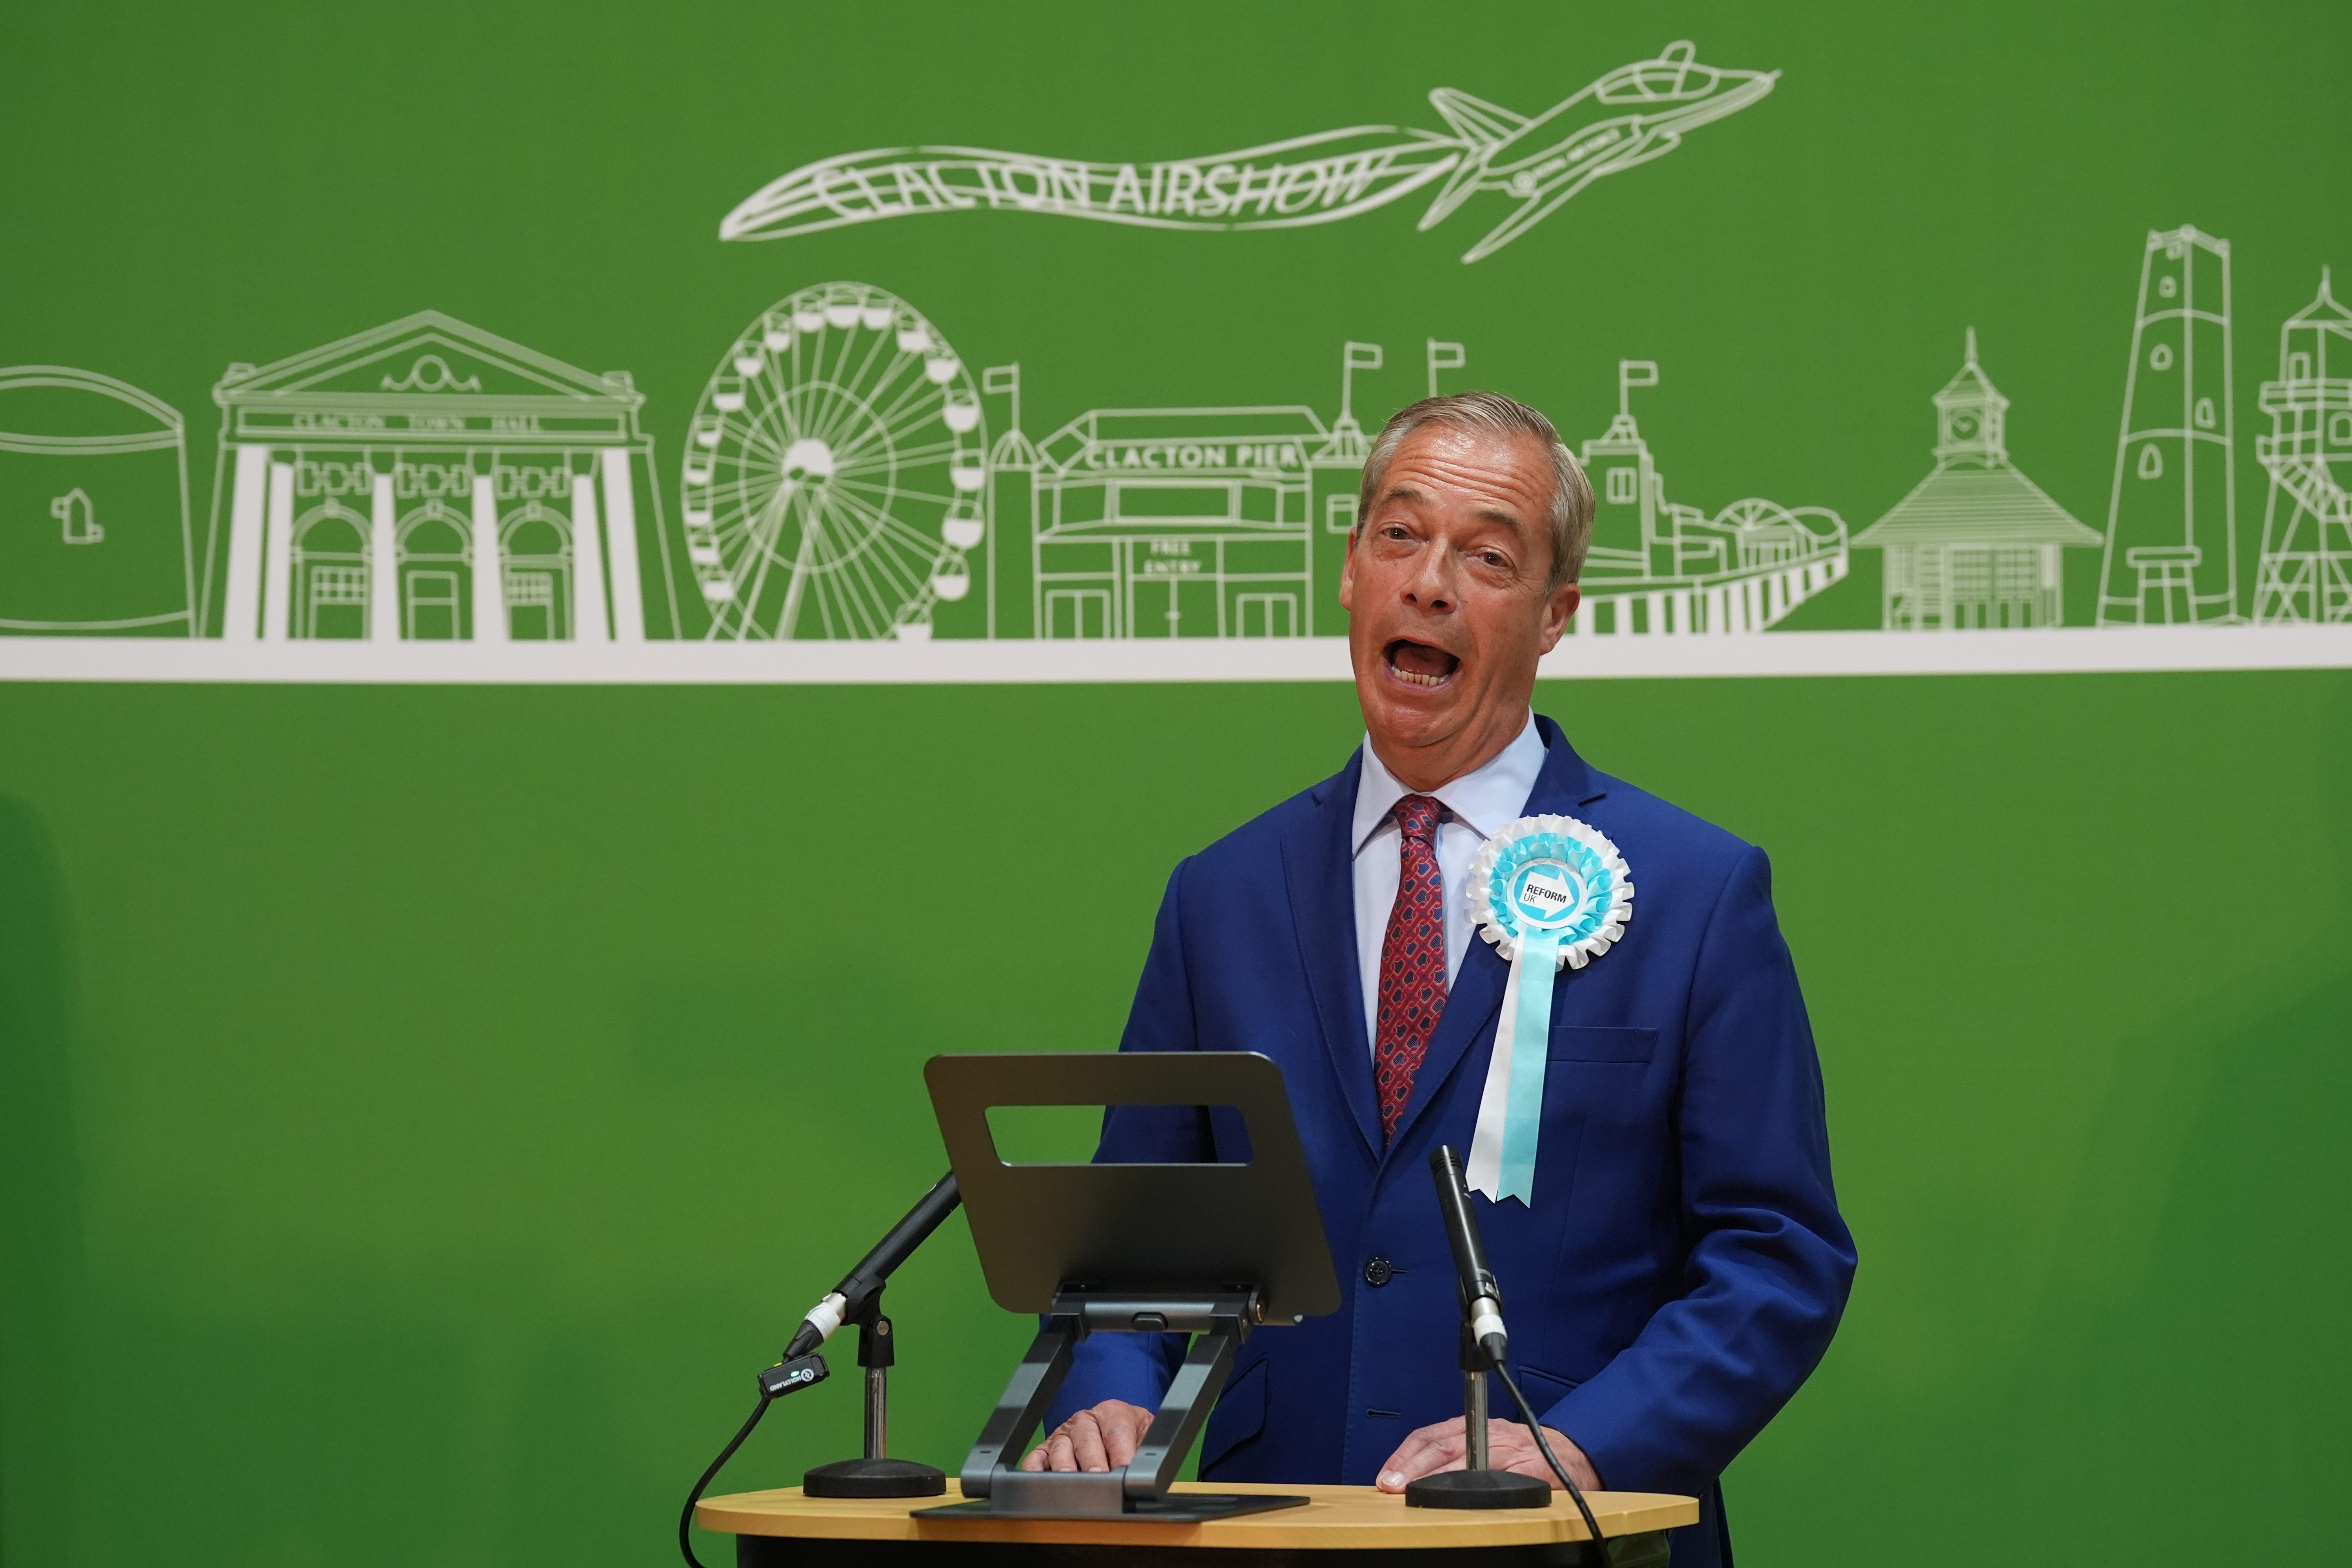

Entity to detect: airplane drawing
[1419,42,1779,262]
[719,41,1777,264]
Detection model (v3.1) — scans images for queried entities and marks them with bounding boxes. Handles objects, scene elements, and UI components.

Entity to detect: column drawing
[1852,330,2102,629]
[569,470,610,641]
[2252,268,2352,623]
[220,443,269,640]
[206,310,672,647]
[469,474,506,643]
[368,471,399,643]
[599,447,645,641]
[261,459,294,640]
[2096,225,2239,625]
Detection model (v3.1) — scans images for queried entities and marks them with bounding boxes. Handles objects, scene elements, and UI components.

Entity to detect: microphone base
[1405,1468,1554,1510]
[802,1457,948,1498]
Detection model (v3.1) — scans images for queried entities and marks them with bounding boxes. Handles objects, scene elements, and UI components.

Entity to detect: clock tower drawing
[1853,330,2101,629]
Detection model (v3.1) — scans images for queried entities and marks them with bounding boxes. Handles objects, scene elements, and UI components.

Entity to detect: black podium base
[1405,1468,1555,1510]
[804,1457,948,1498]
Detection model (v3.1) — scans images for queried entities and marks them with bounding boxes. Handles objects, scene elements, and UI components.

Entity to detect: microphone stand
[802,1286,945,1497]
[1406,1147,1552,1511]
[795,1172,963,1499]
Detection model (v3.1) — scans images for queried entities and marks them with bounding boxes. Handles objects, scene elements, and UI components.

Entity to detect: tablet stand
[915,1052,1340,1523]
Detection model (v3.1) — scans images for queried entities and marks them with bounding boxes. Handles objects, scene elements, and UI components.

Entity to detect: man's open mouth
[1384,638,1461,689]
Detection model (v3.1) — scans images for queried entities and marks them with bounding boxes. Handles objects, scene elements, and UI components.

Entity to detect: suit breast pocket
[1547,1025,1658,1063]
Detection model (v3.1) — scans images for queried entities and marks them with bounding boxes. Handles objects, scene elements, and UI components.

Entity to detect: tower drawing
[2251,269,2352,623]
[1572,360,1846,636]
[1851,330,2101,629]
[2096,226,2238,625]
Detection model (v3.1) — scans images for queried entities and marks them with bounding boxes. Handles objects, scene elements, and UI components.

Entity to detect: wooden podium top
[697,1480,1699,1551]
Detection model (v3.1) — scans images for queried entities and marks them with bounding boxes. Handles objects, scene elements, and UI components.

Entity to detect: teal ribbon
[1496,929,1561,1206]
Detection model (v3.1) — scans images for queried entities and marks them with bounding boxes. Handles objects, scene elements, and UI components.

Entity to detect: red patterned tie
[1374,794,1448,1145]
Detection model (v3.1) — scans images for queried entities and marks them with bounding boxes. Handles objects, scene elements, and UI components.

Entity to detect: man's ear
[1338,525,1361,612]
[1536,581,1581,654]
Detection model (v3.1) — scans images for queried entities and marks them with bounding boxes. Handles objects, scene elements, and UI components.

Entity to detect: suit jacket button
[1363,1256,1394,1287]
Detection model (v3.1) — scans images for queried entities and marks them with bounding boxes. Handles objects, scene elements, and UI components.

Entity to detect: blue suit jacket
[1049,717,1854,1558]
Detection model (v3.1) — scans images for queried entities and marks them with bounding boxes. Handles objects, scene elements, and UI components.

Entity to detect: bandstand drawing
[2252,269,2352,624]
[208,311,668,643]
[1851,331,2102,629]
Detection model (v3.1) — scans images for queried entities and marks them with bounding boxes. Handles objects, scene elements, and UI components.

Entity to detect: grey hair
[1356,392,1595,588]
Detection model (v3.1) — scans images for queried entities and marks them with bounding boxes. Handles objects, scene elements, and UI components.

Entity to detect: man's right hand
[1018,1400,1156,1473]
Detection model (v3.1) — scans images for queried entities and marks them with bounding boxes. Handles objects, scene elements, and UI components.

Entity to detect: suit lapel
[1385,715,1606,1153]
[1281,751,1383,1160]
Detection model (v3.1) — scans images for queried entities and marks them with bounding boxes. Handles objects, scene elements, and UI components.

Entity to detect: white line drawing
[0,367,194,635]
[24,623,2352,687]
[209,311,667,643]
[1569,361,1847,637]
[982,343,1368,639]
[1851,330,2102,629]
[1426,340,1467,398]
[719,42,1777,265]
[2252,268,2352,623]
[2095,226,2239,625]
[676,282,987,641]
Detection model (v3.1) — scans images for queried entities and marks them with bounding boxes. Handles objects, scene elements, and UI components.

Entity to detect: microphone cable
[678,1393,771,1568]
[1490,1359,1612,1564]
[678,1354,828,1568]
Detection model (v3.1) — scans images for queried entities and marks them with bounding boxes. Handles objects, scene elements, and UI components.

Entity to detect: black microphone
[1428,1146,1507,1363]
[782,1171,961,1359]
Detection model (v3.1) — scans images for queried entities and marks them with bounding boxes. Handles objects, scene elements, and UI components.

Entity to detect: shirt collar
[1350,712,1546,857]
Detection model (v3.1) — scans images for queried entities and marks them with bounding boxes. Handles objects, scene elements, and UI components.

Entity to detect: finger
[1101,1406,1148,1468]
[1069,1414,1111,1473]
[1379,1421,1468,1489]
[1019,1444,1044,1472]
[1045,1430,1077,1472]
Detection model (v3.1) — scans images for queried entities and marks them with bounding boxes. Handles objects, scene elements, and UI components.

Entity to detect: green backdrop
[4,4,2349,1567]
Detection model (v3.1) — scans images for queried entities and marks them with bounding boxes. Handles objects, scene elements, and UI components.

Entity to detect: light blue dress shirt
[1349,712,1546,1051]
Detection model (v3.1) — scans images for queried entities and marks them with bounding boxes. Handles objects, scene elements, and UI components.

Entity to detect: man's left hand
[1376,1417,1601,1493]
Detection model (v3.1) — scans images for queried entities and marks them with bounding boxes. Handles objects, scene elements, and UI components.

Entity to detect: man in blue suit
[1023,392,1855,1566]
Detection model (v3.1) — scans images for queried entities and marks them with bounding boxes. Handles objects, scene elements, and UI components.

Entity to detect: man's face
[1339,423,1580,773]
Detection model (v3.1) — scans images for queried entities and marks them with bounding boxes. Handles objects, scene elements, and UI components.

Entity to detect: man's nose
[1401,544,1457,611]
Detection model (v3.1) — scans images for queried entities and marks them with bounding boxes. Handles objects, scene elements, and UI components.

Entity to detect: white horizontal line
[0,626,2348,686]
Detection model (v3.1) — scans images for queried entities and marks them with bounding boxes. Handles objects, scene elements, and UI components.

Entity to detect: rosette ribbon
[1463,815,1634,1207]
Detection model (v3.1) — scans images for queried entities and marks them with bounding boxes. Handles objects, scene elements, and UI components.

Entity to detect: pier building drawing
[209,312,668,642]
[0,366,194,635]
[2096,226,2239,626]
[2252,269,2352,624]
[984,401,1361,640]
[1567,361,1847,637]
[1852,331,2101,629]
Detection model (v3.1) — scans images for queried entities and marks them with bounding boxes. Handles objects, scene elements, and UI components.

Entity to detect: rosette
[1461,815,1634,1207]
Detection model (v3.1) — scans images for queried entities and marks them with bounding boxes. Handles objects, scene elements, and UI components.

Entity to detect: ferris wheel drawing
[680,282,988,639]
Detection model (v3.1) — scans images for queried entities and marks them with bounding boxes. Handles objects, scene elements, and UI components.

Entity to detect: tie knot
[1394,794,1445,844]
